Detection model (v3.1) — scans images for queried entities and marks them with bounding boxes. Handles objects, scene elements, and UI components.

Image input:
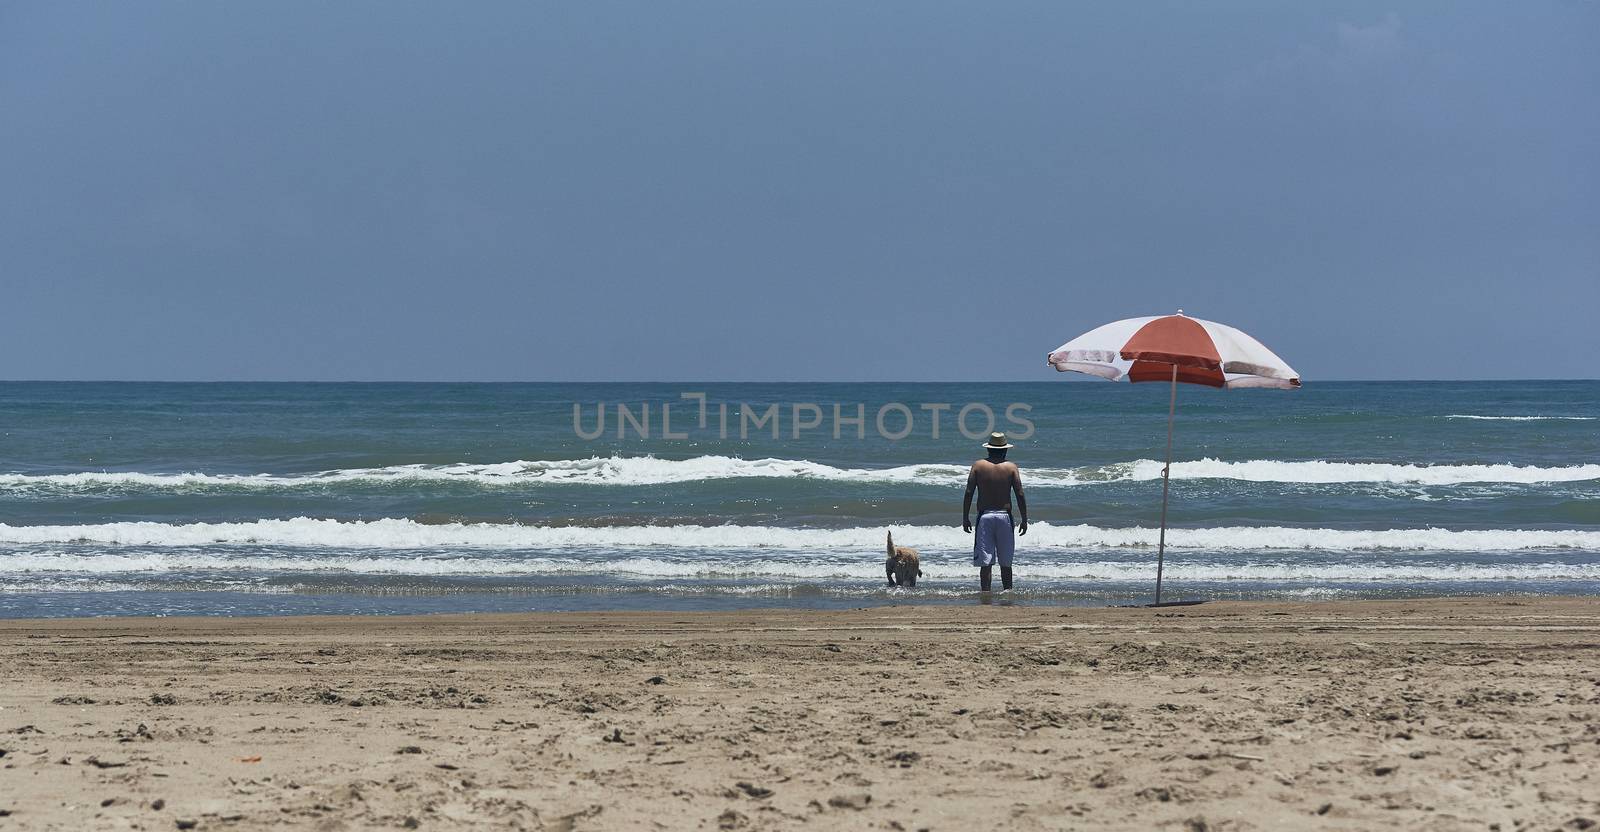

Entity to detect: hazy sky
[3,2,1595,381]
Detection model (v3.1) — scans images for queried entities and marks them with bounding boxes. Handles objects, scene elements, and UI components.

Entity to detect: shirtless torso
[962,456,1028,533]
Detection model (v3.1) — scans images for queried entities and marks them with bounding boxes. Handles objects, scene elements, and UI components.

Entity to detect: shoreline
[1,591,1598,627]
[4,587,1598,620]
[3,597,1597,829]
[7,582,1599,621]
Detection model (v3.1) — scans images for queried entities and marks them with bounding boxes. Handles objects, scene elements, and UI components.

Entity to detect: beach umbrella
[1046,310,1300,606]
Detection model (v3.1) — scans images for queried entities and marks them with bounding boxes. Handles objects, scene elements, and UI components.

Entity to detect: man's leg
[998,518,1016,590]
[974,514,996,592]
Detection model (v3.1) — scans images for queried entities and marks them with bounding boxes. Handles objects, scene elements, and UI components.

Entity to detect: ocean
[0,381,1596,617]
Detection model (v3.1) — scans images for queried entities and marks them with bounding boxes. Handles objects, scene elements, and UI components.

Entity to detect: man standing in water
[963,432,1028,591]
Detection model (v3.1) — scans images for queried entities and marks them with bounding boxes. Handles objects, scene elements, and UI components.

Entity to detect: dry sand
[1,597,1597,831]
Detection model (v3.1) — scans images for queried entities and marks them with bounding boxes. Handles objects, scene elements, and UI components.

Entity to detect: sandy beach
[1,597,1596,830]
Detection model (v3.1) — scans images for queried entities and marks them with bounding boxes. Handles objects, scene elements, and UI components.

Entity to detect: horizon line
[2,378,1596,385]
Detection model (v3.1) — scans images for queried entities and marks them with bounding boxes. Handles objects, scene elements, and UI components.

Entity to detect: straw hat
[983,432,1014,450]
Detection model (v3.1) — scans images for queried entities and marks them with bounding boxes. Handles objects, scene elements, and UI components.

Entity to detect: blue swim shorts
[972,510,1015,568]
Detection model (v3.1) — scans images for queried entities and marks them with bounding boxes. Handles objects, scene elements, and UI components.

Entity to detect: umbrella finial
[1175,308,1185,316]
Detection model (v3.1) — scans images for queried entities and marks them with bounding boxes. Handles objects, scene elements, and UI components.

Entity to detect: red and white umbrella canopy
[1047,311,1300,389]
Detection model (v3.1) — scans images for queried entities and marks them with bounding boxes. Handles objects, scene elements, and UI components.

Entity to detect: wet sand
[1,597,1597,830]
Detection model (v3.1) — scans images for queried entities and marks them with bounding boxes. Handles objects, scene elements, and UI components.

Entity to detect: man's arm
[1011,465,1028,535]
[962,464,976,533]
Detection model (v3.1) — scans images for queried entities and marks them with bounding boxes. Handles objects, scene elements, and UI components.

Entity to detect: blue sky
[2,2,1595,381]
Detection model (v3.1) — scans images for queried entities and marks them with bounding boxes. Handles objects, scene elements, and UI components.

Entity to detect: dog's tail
[886,530,895,558]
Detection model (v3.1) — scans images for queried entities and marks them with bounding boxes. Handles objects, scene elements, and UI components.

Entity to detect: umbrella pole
[1155,363,1177,605]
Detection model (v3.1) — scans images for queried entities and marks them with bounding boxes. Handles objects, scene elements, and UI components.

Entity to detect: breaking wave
[0,518,1596,553]
[0,550,1594,583]
[1443,415,1596,421]
[2,455,1597,492]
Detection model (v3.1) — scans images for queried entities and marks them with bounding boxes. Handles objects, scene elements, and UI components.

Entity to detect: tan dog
[885,531,922,587]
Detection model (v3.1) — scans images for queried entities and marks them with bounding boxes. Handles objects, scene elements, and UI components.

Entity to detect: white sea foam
[1126,459,1600,485]
[1,455,1596,491]
[0,549,1594,583]
[1444,415,1596,421]
[0,458,954,489]
[0,518,1595,554]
